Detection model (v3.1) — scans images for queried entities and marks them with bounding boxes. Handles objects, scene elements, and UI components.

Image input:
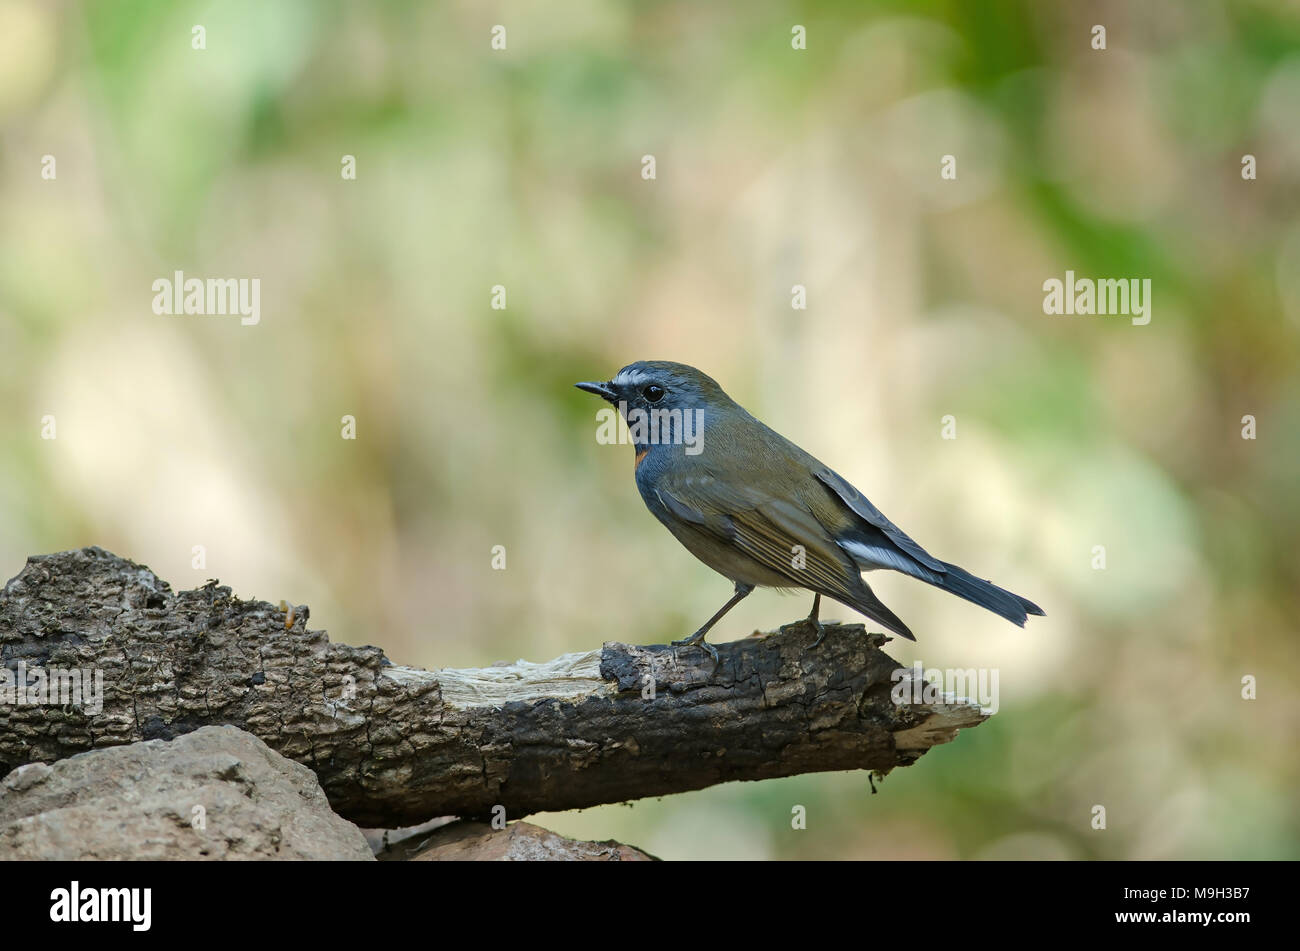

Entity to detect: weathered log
[0,547,987,827]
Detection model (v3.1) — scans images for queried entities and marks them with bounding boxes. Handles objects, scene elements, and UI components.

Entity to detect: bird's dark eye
[642,384,666,403]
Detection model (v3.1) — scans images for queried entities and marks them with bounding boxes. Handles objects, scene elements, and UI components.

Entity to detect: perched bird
[576,361,1044,662]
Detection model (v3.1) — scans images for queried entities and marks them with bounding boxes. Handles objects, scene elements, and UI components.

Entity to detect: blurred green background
[2,0,1298,859]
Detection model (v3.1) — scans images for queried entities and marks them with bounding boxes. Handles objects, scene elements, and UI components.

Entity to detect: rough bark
[0,547,988,828]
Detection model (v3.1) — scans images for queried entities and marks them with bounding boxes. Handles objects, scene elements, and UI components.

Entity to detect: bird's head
[575,361,732,458]
[574,361,727,417]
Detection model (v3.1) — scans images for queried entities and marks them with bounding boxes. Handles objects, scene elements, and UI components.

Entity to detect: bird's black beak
[575,380,618,402]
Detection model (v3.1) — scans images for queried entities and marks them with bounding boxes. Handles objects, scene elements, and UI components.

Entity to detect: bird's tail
[928,561,1045,627]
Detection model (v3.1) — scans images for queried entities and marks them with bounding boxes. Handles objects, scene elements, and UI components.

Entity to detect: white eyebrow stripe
[614,368,651,388]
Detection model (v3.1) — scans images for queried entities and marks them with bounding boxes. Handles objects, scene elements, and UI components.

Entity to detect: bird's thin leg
[673,583,753,664]
[806,593,828,648]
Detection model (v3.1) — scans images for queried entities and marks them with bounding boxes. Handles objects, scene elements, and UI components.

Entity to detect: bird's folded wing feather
[654,484,865,601]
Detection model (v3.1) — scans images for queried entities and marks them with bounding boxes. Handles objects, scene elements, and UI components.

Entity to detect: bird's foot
[802,593,826,648]
[671,630,720,665]
[806,616,827,649]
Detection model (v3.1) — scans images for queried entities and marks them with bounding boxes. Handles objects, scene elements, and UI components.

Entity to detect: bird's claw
[671,631,720,665]
[803,593,826,648]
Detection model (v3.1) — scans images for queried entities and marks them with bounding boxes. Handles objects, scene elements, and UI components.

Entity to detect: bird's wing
[654,483,867,603]
[813,466,947,574]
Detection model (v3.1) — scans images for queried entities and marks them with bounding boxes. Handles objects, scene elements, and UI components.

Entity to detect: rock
[0,725,373,860]
[380,819,655,861]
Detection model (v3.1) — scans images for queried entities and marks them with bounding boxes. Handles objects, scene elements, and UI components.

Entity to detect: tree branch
[0,547,987,827]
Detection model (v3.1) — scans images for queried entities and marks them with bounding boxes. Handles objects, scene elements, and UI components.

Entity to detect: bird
[576,361,1044,663]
